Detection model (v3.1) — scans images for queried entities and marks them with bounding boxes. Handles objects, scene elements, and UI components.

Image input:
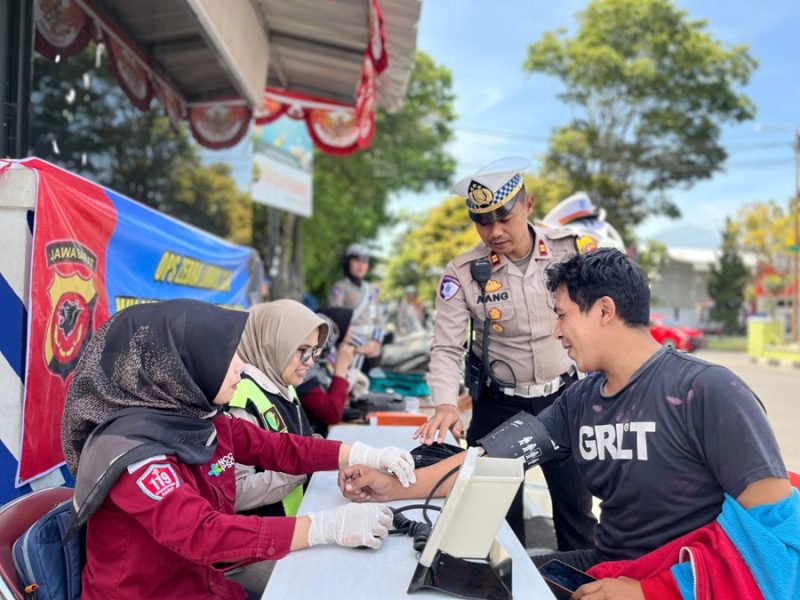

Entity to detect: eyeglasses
[297,345,322,364]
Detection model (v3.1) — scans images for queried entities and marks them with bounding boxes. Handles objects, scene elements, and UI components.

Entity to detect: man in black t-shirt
[339,248,792,599]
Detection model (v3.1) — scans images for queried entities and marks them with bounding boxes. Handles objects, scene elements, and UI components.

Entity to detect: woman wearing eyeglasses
[229,299,328,520]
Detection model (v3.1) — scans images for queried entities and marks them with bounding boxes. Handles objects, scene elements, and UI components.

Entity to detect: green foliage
[30,45,251,243]
[383,196,480,304]
[635,239,668,283]
[299,52,457,300]
[523,0,757,240]
[708,218,749,333]
[731,200,793,265]
[523,171,576,220]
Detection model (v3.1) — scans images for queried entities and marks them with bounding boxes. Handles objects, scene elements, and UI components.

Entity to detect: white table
[263,425,555,600]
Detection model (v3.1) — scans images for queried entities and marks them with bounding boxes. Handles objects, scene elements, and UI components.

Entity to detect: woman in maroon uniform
[61,299,413,599]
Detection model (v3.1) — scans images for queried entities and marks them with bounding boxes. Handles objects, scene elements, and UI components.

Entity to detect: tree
[523,171,575,220]
[30,45,251,243]
[708,218,749,333]
[731,200,793,265]
[523,0,757,242]
[257,52,457,301]
[634,239,668,305]
[383,196,480,304]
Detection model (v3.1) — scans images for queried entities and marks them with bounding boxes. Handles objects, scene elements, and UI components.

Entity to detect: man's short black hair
[545,248,650,326]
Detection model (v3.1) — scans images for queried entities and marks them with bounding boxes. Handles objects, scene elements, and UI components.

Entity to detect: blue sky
[396,0,800,249]
[209,0,800,251]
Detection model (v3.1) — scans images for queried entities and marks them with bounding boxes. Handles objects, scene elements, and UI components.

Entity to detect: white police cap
[346,243,370,260]
[450,157,531,225]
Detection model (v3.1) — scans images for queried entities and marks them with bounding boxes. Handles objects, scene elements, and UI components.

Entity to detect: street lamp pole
[793,128,800,345]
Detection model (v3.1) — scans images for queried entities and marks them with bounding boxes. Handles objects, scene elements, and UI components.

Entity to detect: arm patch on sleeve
[438,275,461,301]
[575,235,598,254]
[136,463,181,501]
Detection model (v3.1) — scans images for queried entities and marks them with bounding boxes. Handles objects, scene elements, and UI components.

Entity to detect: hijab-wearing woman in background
[230,299,323,518]
[296,306,357,436]
[62,299,413,600]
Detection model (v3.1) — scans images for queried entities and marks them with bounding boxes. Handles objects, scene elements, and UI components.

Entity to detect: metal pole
[793,129,800,344]
[0,0,34,158]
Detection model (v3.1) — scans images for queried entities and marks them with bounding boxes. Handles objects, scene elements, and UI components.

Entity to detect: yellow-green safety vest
[230,378,303,516]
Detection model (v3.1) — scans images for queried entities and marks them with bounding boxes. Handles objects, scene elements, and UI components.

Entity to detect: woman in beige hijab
[229,299,328,517]
[224,300,415,597]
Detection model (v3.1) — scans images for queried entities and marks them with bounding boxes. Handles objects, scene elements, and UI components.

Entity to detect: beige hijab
[237,299,328,398]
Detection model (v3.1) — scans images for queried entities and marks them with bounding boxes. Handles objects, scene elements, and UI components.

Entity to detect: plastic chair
[0,487,74,600]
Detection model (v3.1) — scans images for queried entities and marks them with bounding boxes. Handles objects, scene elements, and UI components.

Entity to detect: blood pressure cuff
[477,411,559,470]
[409,442,465,469]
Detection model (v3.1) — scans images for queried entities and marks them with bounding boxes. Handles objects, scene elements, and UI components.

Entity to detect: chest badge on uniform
[136,463,181,501]
[264,406,287,432]
[439,275,461,301]
[537,239,548,256]
[491,323,505,333]
[485,279,503,293]
[488,307,502,320]
[576,235,598,254]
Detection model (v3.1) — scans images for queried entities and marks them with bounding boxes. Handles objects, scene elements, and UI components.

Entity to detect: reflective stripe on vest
[230,378,287,432]
[229,378,303,516]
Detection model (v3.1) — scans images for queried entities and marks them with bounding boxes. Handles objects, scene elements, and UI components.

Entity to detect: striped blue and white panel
[0,166,72,503]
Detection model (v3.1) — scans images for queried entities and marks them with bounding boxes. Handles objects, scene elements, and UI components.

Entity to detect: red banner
[18,160,116,484]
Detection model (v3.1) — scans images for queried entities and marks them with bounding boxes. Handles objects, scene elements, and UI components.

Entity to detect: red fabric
[587,520,762,600]
[299,376,349,425]
[82,413,341,599]
[21,159,115,483]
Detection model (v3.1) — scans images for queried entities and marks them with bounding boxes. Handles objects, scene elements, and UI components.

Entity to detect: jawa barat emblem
[44,241,98,379]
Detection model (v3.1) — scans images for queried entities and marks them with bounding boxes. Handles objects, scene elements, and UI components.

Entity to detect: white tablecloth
[263,424,555,599]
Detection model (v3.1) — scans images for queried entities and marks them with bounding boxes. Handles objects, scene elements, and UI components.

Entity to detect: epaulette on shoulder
[452,242,488,268]
[540,226,578,240]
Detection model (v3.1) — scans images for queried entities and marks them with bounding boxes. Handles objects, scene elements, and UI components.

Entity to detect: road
[695,350,800,472]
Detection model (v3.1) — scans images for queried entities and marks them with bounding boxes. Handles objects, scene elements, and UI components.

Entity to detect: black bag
[350,392,406,415]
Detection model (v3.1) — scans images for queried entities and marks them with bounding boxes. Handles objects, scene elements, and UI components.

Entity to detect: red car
[648,313,706,352]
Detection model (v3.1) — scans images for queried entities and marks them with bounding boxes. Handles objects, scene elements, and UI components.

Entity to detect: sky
[394,0,800,249]
[209,0,800,251]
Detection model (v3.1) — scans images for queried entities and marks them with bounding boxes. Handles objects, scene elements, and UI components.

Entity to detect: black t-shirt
[537,348,786,561]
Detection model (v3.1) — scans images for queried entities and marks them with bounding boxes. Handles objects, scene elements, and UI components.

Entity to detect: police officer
[415,157,597,550]
[329,243,385,372]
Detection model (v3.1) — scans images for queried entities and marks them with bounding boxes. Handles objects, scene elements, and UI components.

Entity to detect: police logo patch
[576,235,598,254]
[136,463,180,501]
[439,275,461,301]
[491,323,504,333]
[467,181,494,208]
[485,279,502,293]
[488,307,502,320]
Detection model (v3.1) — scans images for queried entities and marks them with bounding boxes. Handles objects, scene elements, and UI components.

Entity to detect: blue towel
[670,561,695,600]
[718,489,800,600]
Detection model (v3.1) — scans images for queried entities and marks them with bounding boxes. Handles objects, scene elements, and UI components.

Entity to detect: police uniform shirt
[427,222,577,408]
[329,277,384,339]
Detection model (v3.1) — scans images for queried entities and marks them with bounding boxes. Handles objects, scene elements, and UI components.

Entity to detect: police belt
[487,364,578,399]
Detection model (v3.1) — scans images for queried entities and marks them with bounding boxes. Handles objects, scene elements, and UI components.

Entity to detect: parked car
[649,313,706,352]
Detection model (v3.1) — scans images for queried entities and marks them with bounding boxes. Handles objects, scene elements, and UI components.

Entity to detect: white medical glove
[307,503,393,548]
[348,441,416,487]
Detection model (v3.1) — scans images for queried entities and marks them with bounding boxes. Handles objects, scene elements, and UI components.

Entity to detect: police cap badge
[450,157,530,225]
